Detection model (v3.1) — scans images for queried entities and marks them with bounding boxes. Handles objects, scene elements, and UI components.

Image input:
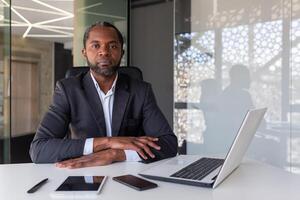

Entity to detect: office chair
[65,66,143,81]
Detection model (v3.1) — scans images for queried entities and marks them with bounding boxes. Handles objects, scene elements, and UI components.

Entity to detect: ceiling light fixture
[32,0,73,16]
[76,2,102,12]
[77,2,125,20]
[13,5,67,16]
[0,0,73,39]
[82,11,126,20]
[23,25,32,38]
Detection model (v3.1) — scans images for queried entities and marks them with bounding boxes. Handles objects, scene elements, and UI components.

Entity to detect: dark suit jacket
[30,72,177,163]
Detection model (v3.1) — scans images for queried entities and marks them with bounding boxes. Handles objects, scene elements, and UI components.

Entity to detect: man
[215,65,254,153]
[29,21,177,168]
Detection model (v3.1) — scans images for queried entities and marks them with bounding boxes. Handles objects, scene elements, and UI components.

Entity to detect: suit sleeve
[29,81,85,163]
[141,84,178,163]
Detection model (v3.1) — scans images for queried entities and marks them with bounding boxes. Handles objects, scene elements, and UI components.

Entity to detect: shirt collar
[90,72,118,95]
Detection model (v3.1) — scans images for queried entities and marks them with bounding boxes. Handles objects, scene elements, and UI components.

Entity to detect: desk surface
[1,156,300,200]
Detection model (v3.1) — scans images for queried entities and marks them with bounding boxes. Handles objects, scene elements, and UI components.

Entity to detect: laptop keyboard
[170,157,224,181]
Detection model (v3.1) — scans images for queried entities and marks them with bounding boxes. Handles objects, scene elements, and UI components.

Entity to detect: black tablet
[51,176,107,198]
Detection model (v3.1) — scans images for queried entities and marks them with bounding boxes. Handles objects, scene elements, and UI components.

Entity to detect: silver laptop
[139,108,267,188]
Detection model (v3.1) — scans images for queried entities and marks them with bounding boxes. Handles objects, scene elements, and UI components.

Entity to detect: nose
[98,44,110,56]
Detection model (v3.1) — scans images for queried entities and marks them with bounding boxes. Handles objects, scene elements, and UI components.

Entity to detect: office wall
[130,1,174,126]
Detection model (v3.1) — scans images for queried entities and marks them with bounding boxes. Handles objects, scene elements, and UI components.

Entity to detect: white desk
[1,156,300,200]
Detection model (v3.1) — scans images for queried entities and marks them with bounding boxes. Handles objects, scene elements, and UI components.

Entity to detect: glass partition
[291,0,300,173]
[0,0,129,164]
[0,0,11,164]
[174,0,300,173]
[1,0,73,163]
[8,0,69,163]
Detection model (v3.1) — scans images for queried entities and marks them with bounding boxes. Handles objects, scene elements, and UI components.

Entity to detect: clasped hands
[55,136,161,169]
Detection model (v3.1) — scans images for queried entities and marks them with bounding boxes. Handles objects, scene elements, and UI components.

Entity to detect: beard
[88,59,120,77]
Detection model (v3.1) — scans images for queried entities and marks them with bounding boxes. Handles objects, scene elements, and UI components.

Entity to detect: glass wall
[0,0,10,164]
[0,0,75,163]
[0,0,129,164]
[174,0,300,173]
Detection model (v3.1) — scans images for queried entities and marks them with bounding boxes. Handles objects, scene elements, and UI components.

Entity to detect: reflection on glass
[174,31,215,147]
[175,0,300,173]
[291,1,300,174]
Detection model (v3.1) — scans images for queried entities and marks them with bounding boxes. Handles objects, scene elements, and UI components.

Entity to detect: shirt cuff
[84,176,93,183]
[83,138,94,155]
[124,150,142,162]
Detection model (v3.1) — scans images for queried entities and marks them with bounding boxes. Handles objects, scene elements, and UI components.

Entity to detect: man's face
[82,26,123,77]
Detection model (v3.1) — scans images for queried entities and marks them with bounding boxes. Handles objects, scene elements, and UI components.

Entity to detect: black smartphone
[113,174,158,191]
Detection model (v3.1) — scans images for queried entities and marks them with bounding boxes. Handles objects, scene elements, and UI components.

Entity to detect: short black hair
[83,21,124,49]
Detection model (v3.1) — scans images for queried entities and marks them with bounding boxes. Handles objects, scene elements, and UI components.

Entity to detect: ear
[82,48,87,58]
[121,49,125,57]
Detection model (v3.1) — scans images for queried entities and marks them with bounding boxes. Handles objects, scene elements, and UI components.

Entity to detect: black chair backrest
[65,66,143,81]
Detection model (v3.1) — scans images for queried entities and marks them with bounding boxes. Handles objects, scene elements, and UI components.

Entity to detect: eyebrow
[89,40,119,44]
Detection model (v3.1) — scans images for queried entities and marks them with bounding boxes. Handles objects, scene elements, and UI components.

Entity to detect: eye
[109,43,118,49]
[91,43,100,49]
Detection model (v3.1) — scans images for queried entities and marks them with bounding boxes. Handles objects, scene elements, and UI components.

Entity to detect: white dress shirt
[83,72,141,162]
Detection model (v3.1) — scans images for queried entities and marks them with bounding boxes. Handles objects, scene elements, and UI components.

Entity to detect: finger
[60,156,94,169]
[136,138,161,150]
[66,162,84,169]
[122,140,153,160]
[133,140,155,158]
[110,142,148,160]
[133,146,148,160]
[126,143,149,159]
[67,157,112,169]
[56,159,73,166]
[56,150,116,169]
[57,156,85,165]
[67,160,96,169]
[56,160,75,168]
[138,136,160,145]
[56,156,90,168]
[108,139,148,159]
[56,160,79,168]
[140,136,159,141]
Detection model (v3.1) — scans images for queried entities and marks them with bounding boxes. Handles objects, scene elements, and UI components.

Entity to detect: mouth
[97,60,111,67]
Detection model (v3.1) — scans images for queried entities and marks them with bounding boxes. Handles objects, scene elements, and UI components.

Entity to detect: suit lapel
[82,72,107,136]
[112,74,130,136]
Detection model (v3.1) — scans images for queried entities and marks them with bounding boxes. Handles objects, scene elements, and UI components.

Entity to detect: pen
[27,178,48,193]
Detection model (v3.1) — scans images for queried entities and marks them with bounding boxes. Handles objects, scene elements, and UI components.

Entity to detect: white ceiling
[1,0,74,44]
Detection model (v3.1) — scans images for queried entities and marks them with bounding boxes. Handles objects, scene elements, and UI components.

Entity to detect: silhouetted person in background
[213,65,254,154]
[202,65,254,155]
[199,79,221,150]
